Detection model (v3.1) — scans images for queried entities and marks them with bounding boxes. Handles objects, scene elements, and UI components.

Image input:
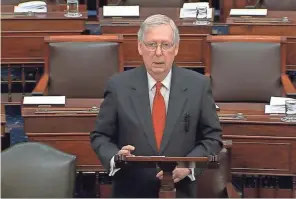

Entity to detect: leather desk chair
[204,35,296,103]
[32,35,124,98]
[1,142,76,198]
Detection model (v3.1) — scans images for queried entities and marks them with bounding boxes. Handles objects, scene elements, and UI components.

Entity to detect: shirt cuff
[109,156,120,176]
[187,168,195,181]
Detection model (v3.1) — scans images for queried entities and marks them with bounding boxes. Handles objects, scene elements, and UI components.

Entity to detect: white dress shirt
[109,70,195,181]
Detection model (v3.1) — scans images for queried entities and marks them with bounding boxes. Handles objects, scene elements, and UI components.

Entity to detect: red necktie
[152,82,166,151]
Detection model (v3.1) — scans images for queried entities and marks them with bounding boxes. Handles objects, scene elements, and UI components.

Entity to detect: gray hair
[137,14,180,44]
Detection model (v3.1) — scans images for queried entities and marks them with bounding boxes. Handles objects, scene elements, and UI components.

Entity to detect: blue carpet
[4,105,27,145]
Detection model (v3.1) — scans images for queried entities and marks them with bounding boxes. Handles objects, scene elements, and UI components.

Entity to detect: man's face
[138,24,179,77]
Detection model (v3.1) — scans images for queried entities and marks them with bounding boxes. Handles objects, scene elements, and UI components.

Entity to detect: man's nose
[155,45,162,56]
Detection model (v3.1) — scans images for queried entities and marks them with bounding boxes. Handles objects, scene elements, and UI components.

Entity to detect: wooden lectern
[114,155,219,198]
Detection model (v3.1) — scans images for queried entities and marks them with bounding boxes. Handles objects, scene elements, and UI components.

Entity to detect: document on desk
[179,2,212,19]
[265,96,295,114]
[265,105,285,114]
[180,8,213,19]
[270,96,295,106]
[14,6,47,13]
[103,6,139,17]
[23,96,65,105]
[230,9,267,16]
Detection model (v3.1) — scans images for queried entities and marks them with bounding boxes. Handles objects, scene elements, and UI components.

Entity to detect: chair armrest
[32,74,49,96]
[281,74,296,98]
[226,182,240,198]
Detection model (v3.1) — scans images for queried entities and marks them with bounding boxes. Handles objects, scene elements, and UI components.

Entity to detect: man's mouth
[154,61,165,64]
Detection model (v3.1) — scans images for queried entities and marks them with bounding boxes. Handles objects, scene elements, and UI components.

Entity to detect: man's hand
[156,167,191,183]
[117,145,135,156]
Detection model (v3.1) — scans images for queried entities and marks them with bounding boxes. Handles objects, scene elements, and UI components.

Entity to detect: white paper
[270,96,295,106]
[179,8,212,19]
[14,5,47,13]
[265,105,285,114]
[103,6,139,17]
[23,96,65,105]
[230,9,267,16]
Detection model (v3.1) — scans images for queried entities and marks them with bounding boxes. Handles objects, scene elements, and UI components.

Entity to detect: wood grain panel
[230,141,291,172]
[28,134,104,171]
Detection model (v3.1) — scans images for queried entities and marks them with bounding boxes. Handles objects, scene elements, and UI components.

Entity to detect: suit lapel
[160,66,188,154]
[129,67,158,154]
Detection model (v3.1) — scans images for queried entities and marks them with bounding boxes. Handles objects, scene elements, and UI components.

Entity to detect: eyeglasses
[143,42,174,51]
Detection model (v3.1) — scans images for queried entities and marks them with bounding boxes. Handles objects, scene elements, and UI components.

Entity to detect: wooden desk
[22,98,236,197]
[1,5,87,64]
[217,103,296,176]
[226,11,296,72]
[22,98,103,171]
[22,99,296,176]
[98,7,213,67]
[22,99,296,197]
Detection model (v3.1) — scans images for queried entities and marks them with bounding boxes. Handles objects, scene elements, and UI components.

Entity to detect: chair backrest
[197,143,232,198]
[1,142,76,198]
[205,35,286,103]
[44,35,124,98]
[114,0,187,7]
[259,0,296,10]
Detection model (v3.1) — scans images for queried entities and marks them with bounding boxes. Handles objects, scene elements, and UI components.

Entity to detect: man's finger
[156,170,163,179]
[121,145,135,151]
[174,178,181,183]
[118,149,131,155]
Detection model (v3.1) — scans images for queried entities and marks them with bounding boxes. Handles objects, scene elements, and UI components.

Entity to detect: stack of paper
[265,96,295,114]
[14,1,47,13]
[179,2,212,19]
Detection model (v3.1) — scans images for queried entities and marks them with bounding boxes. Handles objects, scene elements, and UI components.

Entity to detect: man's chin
[151,67,165,73]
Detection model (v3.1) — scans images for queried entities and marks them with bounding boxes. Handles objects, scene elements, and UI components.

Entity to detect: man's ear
[138,41,143,55]
[174,44,179,56]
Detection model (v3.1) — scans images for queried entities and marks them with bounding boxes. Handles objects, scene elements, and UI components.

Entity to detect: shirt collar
[147,69,172,91]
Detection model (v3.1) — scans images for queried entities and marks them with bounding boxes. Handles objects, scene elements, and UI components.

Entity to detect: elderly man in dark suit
[90,14,223,198]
